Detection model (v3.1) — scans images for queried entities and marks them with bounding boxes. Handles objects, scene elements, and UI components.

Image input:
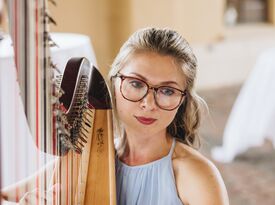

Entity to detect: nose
[139,89,157,111]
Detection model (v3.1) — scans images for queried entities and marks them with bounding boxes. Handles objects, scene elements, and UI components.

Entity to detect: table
[211,48,275,163]
[0,33,97,187]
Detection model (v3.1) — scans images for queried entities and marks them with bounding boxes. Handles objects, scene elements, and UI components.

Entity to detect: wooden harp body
[57,57,116,205]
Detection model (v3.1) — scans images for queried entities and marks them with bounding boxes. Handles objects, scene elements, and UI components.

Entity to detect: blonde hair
[108,27,206,156]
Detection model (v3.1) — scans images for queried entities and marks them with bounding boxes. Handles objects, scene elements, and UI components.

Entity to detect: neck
[121,130,172,166]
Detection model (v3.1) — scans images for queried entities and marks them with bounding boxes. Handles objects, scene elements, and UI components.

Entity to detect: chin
[131,125,166,137]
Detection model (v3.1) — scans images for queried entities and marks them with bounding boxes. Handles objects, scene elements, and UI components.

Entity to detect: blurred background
[1,0,275,204]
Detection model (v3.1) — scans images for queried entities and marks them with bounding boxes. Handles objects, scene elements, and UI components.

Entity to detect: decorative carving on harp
[2,0,116,204]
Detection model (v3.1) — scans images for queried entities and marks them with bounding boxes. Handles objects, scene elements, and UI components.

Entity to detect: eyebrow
[129,72,181,87]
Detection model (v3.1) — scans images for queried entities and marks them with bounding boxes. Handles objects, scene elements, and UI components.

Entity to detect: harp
[56,57,116,205]
[2,0,116,204]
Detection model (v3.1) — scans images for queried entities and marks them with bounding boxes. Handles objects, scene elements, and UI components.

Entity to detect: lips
[135,116,157,125]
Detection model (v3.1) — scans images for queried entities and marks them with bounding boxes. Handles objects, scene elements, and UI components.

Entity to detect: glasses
[113,73,187,111]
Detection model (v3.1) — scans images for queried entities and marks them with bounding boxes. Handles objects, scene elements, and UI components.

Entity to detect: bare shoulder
[172,140,229,205]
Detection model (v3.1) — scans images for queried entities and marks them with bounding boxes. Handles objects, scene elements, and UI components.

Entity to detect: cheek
[115,85,125,109]
[162,111,177,126]
[115,85,134,121]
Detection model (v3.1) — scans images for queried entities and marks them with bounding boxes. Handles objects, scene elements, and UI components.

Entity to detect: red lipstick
[135,116,157,125]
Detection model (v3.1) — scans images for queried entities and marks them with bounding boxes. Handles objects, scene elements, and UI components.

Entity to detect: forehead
[120,51,186,87]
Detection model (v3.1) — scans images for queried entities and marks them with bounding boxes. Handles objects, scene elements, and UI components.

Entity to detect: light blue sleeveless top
[115,138,183,205]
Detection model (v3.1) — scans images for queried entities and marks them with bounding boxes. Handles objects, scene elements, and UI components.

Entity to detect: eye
[129,79,145,89]
[159,87,176,96]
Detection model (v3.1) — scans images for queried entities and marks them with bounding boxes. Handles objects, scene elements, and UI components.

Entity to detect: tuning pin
[45,32,59,48]
[73,101,83,107]
[55,74,63,81]
[58,103,68,113]
[79,81,88,86]
[73,145,82,154]
[84,110,93,118]
[53,90,63,99]
[50,62,62,74]
[53,110,62,118]
[44,11,57,25]
[52,88,64,100]
[76,140,85,149]
[59,133,74,148]
[49,40,59,48]
[84,121,91,128]
[75,93,85,98]
[81,114,91,123]
[52,87,64,98]
[48,0,57,6]
[58,88,65,97]
[59,126,71,137]
[51,97,59,105]
[81,126,89,133]
[79,135,88,144]
[80,129,88,138]
[83,116,92,124]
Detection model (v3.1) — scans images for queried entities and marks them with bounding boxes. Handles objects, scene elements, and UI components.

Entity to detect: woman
[108,27,229,205]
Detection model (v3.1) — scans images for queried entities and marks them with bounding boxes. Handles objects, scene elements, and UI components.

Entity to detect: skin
[114,51,229,205]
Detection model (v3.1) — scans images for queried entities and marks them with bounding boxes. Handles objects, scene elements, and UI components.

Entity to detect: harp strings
[5,0,67,203]
[6,0,95,203]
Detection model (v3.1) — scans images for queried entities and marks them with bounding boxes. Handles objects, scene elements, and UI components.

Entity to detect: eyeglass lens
[120,76,184,110]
